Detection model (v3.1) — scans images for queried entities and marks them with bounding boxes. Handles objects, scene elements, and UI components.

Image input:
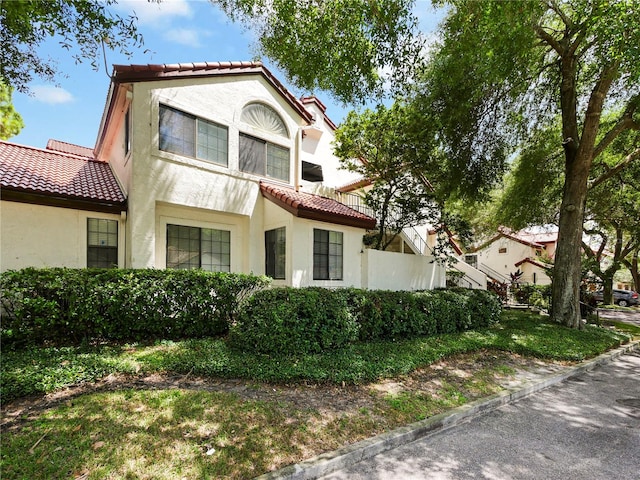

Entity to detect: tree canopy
[217,0,425,104]
[0,0,142,93]
[334,104,440,250]
[0,83,24,140]
[412,0,640,327]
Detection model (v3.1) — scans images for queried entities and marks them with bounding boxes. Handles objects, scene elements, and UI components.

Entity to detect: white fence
[361,249,446,291]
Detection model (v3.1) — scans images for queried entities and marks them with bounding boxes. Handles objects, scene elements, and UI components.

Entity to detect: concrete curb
[255,340,640,480]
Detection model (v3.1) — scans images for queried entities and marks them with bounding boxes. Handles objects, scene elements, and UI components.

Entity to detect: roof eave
[0,188,127,214]
[261,186,376,230]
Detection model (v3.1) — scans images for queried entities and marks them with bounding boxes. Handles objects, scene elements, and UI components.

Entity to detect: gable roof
[300,96,338,130]
[260,182,376,230]
[515,257,551,269]
[111,61,313,123]
[46,139,96,159]
[0,140,126,213]
[336,177,373,193]
[471,227,557,252]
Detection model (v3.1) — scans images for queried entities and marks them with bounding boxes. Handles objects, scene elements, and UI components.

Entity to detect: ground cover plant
[1,311,631,479]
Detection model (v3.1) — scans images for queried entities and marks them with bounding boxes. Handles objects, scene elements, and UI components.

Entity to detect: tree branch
[533,23,563,55]
[593,95,640,159]
[589,147,640,190]
[546,0,573,30]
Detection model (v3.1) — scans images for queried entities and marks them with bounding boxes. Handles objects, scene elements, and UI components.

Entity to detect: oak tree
[415,0,640,327]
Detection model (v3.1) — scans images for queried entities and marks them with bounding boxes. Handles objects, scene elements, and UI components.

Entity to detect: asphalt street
[318,350,640,480]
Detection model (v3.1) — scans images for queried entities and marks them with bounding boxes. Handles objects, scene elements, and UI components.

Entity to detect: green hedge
[230,287,501,355]
[228,287,359,355]
[0,268,270,346]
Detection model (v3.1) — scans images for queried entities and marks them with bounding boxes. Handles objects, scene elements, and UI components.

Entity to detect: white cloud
[165,28,208,47]
[115,0,193,26]
[31,86,75,105]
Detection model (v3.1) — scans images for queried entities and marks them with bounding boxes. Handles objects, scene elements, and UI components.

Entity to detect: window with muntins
[159,105,228,166]
[239,133,290,181]
[265,227,286,279]
[166,224,230,272]
[87,218,118,268]
[313,229,343,280]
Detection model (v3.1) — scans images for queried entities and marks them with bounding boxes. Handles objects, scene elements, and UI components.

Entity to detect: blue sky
[11,0,444,150]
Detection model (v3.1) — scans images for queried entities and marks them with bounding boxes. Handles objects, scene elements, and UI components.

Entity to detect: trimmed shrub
[230,287,502,355]
[229,287,359,355]
[0,268,270,346]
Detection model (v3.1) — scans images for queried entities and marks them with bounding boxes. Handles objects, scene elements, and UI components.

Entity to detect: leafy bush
[511,284,552,305]
[230,287,501,354]
[229,287,359,355]
[0,268,270,346]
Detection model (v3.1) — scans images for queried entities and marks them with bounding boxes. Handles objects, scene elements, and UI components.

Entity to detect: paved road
[319,351,640,480]
[598,307,640,327]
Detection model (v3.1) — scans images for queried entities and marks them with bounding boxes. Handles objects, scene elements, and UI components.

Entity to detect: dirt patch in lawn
[1,350,571,430]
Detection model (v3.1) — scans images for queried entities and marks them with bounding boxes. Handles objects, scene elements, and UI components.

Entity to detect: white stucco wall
[362,249,446,291]
[125,77,305,269]
[518,262,552,285]
[262,200,365,288]
[0,201,124,271]
[476,236,535,282]
[475,236,551,285]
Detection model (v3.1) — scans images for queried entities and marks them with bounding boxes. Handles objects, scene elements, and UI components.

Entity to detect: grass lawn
[1,311,632,479]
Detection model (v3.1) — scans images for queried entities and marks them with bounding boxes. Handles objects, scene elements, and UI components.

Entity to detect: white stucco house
[466,227,556,286]
[0,61,449,291]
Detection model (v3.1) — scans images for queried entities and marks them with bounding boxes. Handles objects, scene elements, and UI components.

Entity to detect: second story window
[239,133,290,181]
[239,102,290,182]
[159,104,228,166]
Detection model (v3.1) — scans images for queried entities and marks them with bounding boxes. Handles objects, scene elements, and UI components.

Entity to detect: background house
[1,61,447,291]
[466,227,556,286]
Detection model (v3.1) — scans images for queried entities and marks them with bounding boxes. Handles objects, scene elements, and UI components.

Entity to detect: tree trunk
[551,155,589,328]
[626,250,640,292]
[602,277,614,304]
[550,53,617,327]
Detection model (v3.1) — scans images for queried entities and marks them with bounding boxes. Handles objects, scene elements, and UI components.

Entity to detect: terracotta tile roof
[515,257,551,269]
[300,96,338,130]
[336,177,372,193]
[111,61,313,124]
[260,181,376,230]
[0,141,126,212]
[46,139,96,159]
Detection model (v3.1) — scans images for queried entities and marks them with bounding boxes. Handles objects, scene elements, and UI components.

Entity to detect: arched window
[241,103,288,138]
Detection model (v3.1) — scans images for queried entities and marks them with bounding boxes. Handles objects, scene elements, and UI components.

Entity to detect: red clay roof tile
[46,139,96,159]
[260,181,376,230]
[0,141,125,207]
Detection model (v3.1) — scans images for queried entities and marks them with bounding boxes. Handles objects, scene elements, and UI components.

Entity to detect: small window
[498,247,507,254]
[239,133,290,181]
[302,161,324,182]
[265,227,286,279]
[464,254,478,269]
[87,218,118,268]
[166,224,230,272]
[124,109,131,156]
[313,229,343,280]
[159,105,228,166]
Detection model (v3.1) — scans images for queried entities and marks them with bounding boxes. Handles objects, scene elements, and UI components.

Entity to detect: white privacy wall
[361,249,446,291]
